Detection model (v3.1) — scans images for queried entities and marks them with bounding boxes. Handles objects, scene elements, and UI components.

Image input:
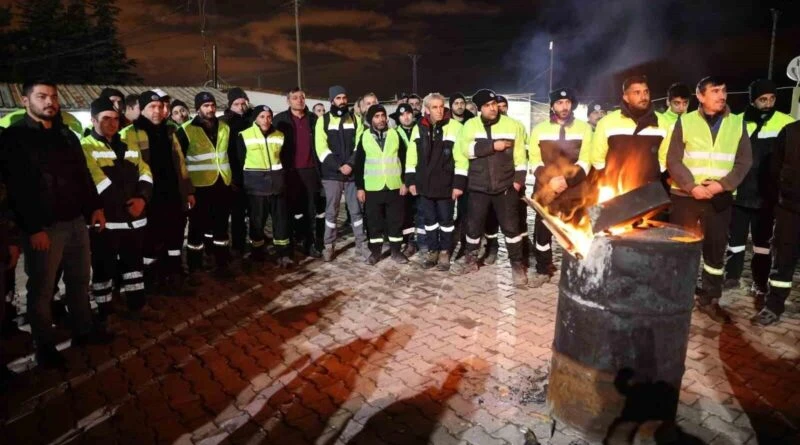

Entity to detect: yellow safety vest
[361,129,403,191]
[240,124,284,171]
[183,122,231,187]
[676,110,744,188]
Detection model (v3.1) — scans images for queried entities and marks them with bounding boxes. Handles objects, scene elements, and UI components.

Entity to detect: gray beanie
[328,85,347,102]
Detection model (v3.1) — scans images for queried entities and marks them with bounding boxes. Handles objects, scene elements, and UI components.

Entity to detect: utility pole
[409,54,421,94]
[549,40,554,93]
[212,44,218,89]
[768,9,779,80]
[295,0,302,88]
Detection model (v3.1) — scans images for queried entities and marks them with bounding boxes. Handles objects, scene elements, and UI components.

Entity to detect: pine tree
[87,0,139,83]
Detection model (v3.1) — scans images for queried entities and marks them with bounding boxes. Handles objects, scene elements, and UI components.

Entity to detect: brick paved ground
[1,225,799,444]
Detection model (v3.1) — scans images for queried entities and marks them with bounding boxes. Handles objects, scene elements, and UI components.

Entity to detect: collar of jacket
[480,114,500,126]
[743,105,775,124]
[549,112,575,126]
[420,116,450,129]
[698,104,731,120]
[134,115,166,132]
[330,105,349,118]
[192,115,218,129]
[22,112,65,131]
[91,129,124,147]
[256,125,276,137]
[286,106,310,118]
[620,101,658,128]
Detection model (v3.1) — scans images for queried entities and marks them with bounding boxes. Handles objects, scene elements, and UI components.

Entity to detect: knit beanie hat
[227,87,249,105]
[365,104,386,124]
[549,88,578,109]
[749,79,776,103]
[91,97,117,116]
[328,85,347,102]
[194,91,216,110]
[138,90,162,111]
[100,87,124,100]
[170,99,188,112]
[449,93,466,108]
[472,89,497,109]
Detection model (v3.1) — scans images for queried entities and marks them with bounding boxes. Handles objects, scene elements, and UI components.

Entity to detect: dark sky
[5,0,800,106]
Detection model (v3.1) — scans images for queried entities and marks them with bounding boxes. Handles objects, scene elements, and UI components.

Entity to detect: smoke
[507,0,676,101]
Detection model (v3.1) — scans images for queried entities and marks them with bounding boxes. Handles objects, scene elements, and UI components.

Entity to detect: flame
[597,186,615,204]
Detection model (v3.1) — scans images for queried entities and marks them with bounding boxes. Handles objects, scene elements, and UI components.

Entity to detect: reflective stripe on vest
[362,129,403,191]
[675,111,743,189]
[241,124,285,171]
[184,123,231,187]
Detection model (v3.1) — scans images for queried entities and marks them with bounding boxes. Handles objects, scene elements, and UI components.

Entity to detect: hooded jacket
[405,116,462,199]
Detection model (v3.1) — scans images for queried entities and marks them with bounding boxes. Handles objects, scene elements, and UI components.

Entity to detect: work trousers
[322,180,367,246]
[533,211,554,272]
[365,189,405,253]
[90,227,146,311]
[187,178,232,272]
[403,195,425,246]
[765,206,800,315]
[288,168,325,251]
[248,193,290,255]
[419,196,455,252]
[725,204,774,290]
[231,187,249,253]
[23,217,93,347]
[670,195,732,303]
[465,189,524,262]
[144,201,186,278]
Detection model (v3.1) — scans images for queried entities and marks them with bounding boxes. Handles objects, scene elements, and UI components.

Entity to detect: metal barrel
[546,224,702,441]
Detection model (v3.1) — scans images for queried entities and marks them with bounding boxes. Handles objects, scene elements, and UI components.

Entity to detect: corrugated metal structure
[0,83,228,112]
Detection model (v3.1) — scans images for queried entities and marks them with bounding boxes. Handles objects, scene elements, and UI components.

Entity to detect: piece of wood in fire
[588,182,671,234]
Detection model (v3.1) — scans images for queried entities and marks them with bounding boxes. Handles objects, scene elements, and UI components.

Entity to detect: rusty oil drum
[546,224,702,440]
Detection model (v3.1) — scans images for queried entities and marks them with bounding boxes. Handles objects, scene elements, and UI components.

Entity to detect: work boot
[357,243,371,259]
[35,345,67,370]
[528,273,551,288]
[323,244,335,262]
[421,251,439,269]
[402,242,417,259]
[450,252,479,275]
[436,251,451,272]
[391,249,409,264]
[695,298,732,324]
[539,263,558,277]
[366,251,381,265]
[750,307,780,326]
[307,244,323,259]
[722,278,741,290]
[511,261,528,287]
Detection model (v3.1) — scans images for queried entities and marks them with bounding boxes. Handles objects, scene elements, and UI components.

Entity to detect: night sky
[4,0,800,108]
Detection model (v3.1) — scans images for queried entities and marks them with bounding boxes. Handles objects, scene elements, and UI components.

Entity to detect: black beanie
[496,95,508,105]
[170,99,188,111]
[549,88,578,109]
[194,92,216,110]
[472,89,497,109]
[365,104,386,124]
[396,103,413,115]
[252,105,273,118]
[138,90,162,111]
[587,101,606,117]
[749,79,776,103]
[449,93,466,108]
[227,87,248,105]
[91,97,117,116]
[100,87,124,100]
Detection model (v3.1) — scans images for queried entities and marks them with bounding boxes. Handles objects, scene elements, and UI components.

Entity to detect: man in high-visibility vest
[315,85,368,261]
[354,104,408,265]
[660,83,691,127]
[724,79,795,298]
[529,88,593,285]
[667,76,752,323]
[756,117,800,325]
[121,91,195,294]
[451,89,528,286]
[395,103,425,258]
[586,101,607,131]
[235,106,293,267]
[82,97,161,321]
[175,92,234,279]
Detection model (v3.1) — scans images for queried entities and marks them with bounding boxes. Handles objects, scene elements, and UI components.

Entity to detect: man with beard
[273,87,323,258]
[355,105,409,265]
[405,94,462,271]
[176,92,234,279]
[592,76,671,193]
[451,89,528,286]
[668,76,752,324]
[170,100,191,126]
[449,93,475,124]
[394,103,425,258]
[121,91,195,293]
[82,97,159,321]
[315,85,368,261]
[221,88,252,257]
[0,81,110,368]
[408,94,423,120]
[723,79,794,298]
[528,88,593,285]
